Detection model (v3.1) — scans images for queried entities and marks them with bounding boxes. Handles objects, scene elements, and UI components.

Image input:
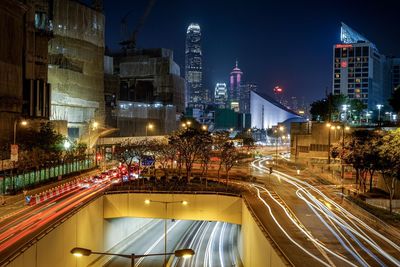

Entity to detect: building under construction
[48,0,105,139]
[0,0,52,149]
[109,48,186,136]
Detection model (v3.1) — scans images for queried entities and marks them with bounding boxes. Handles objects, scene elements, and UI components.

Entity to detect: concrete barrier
[8,193,289,267]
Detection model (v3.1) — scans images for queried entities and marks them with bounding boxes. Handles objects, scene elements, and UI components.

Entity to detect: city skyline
[103,0,400,103]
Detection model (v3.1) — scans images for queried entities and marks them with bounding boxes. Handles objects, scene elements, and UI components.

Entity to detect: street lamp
[63,140,71,150]
[376,104,383,124]
[88,120,98,152]
[326,123,334,165]
[340,125,351,195]
[144,199,188,267]
[275,126,285,165]
[13,119,28,145]
[201,125,207,131]
[146,123,154,137]
[71,247,194,267]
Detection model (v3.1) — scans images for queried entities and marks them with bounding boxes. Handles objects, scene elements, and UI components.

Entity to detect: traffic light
[269,167,273,174]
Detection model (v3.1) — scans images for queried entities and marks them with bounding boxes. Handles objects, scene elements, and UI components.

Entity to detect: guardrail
[0,189,103,267]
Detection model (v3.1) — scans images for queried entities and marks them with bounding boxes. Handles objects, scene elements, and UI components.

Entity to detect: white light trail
[250,158,400,266]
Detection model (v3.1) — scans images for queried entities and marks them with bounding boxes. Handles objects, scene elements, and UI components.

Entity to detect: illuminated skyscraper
[332,23,393,110]
[240,82,257,113]
[229,60,243,111]
[185,23,204,105]
[214,82,228,108]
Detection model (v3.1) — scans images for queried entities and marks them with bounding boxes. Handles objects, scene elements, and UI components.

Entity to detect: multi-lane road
[0,178,111,265]
[105,220,241,267]
[247,157,400,267]
[1,156,400,267]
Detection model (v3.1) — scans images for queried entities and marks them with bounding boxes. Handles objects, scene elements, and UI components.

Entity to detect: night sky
[103,0,400,105]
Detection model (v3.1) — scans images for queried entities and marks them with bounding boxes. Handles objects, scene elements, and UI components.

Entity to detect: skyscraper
[229,61,243,112]
[332,23,392,110]
[185,23,204,106]
[214,82,228,108]
[239,82,257,113]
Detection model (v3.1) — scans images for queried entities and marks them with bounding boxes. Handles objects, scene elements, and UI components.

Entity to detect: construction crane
[120,0,156,52]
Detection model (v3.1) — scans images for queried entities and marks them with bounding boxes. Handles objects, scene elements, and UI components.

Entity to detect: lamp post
[13,119,28,145]
[376,104,383,125]
[146,123,154,137]
[340,125,350,195]
[326,123,332,165]
[88,120,98,156]
[71,247,194,267]
[275,126,284,165]
[144,199,188,267]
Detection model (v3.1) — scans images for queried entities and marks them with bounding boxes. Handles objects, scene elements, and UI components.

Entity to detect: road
[246,157,400,267]
[106,220,241,267]
[0,178,112,265]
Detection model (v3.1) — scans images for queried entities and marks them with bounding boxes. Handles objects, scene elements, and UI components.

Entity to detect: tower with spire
[229,60,243,111]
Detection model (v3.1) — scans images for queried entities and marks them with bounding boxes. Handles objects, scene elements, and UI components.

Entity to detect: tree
[310,94,347,121]
[342,130,374,192]
[198,136,213,186]
[152,141,175,177]
[114,139,151,177]
[349,99,367,122]
[212,131,230,182]
[389,86,400,114]
[310,99,329,121]
[377,128,400,213]
[220,142,241,186]
[235,131,255,151]
[169,128,211,180]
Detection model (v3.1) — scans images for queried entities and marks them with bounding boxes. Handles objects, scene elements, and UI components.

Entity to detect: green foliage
[310,94,364,121]
[169,127,212,179]
[235,131,255,148]
[310,99,329,121]
[389,86,400,113]
[341,129,400,212]
[19,122,64,153]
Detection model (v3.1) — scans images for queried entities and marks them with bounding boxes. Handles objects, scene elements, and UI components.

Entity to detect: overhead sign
[141,156,155,166]
[10,144,18,162]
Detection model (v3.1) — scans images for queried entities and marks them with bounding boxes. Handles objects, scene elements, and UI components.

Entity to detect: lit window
[355,78,361,83]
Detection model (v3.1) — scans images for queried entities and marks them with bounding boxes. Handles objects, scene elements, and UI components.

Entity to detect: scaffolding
[48,0,105,134]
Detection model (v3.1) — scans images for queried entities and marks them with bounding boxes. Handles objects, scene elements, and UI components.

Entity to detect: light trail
[218,222,227,267]
[134,220,181,267]
[251,157,400,266]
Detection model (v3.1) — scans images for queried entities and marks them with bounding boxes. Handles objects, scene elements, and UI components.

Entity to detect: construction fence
[1,159,94,195]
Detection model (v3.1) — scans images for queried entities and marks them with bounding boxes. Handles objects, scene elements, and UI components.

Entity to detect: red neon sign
[335,44,353,48]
